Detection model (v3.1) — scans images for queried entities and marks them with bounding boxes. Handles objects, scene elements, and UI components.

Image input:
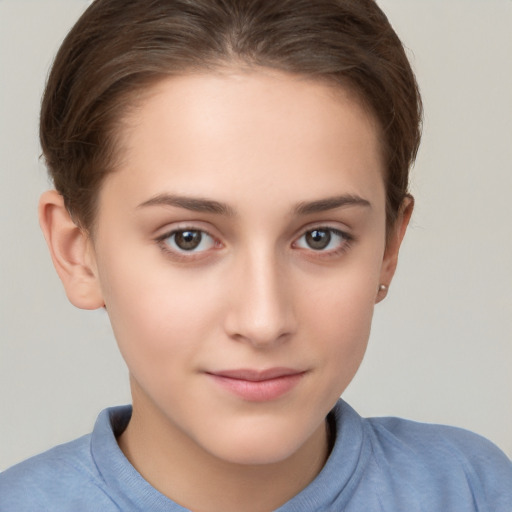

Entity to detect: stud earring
[378,284,388,293]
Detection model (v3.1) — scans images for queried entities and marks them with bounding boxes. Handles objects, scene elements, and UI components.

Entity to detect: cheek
[309,284,374,364]
[297,253,382,391]
[98,252,226,376]
[309,295,373,406]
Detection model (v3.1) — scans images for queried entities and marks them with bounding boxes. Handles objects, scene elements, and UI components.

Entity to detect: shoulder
[367,414,511,468]
[365,415,512,509]
[0,412,124,512]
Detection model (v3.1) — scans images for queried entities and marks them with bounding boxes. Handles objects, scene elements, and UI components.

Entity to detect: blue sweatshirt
[1,400,511,511]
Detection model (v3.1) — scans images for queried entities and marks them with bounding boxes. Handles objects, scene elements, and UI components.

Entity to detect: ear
[39,190,105,310]
[376,195,414,303]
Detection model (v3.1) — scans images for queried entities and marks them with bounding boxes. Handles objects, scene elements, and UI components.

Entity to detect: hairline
[84,63,390,239]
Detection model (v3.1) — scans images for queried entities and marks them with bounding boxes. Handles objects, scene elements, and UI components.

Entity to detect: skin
[39,69,412,512]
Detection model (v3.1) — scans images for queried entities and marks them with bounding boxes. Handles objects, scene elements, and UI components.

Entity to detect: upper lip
[207,368,306,382]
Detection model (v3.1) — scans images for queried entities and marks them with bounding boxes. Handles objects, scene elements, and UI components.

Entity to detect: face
[87,70,398,466]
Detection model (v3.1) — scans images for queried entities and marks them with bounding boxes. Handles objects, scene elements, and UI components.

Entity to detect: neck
[117,390,330,512]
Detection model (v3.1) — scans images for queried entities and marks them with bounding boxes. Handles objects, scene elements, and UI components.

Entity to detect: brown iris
[305,229,331,250]
[174,230,203,251]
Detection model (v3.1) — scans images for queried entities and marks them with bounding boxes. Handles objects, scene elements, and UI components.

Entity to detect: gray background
[1,0,511,470]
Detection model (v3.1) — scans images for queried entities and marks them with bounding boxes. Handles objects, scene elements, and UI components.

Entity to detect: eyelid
[292,221,353,242]
[292,225,354,255]
[154,218,221,243]
[155,224,222,260]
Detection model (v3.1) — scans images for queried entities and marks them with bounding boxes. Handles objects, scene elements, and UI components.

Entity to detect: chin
[213,441,301,466]
[199,417,323,467]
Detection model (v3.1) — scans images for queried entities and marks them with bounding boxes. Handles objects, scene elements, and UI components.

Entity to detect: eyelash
[155,225,354,260]
[156,227,220,260]
[293,227,353,258]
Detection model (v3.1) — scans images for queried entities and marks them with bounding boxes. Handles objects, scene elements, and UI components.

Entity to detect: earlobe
[376,195,414,303]
[38,190,105,310]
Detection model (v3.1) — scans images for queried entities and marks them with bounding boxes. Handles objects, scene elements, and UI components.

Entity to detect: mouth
[205,368,307,402]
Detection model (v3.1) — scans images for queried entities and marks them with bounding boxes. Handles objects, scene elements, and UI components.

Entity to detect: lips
[206,368,306,402]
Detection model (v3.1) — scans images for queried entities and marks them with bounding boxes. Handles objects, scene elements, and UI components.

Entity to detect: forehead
[102,69,385,214]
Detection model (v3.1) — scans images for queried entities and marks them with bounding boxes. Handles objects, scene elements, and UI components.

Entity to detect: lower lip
[207,373,305,402]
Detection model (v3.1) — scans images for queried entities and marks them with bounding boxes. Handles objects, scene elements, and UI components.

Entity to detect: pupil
[306,229,331,250]
[175,230,202,250]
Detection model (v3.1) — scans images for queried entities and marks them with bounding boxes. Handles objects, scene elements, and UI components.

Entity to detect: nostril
[224,296,296,348]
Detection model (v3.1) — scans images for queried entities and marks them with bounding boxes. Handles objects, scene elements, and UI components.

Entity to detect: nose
[223,247,297,348]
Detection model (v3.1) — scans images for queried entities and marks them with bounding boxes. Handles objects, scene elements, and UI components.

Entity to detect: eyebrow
[137,194,236,216]
[294,194,371,215]
[137,193,371,216]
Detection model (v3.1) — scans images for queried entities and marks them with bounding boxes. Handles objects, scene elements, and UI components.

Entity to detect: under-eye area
[155,226,221,260]
[294,227,353,254]
[153,222,355,263]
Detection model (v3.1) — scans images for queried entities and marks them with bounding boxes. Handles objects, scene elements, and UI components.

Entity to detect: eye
[160,229,216,253]
[294,228,349,252]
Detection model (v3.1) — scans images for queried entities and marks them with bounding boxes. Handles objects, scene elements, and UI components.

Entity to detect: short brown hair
[41,0,422,233]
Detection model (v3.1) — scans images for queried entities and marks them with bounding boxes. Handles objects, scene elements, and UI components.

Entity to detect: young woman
[1,1,511,510]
